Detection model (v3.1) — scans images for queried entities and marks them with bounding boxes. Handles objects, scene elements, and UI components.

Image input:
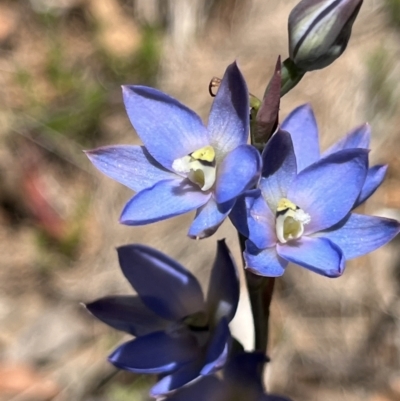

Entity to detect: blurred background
[1,0,400,400]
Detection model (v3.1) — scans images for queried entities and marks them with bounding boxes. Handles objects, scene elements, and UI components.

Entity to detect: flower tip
[327,270,344,278]
[379,164,389,175]
[83,149,94,160]
[229,59,239,69]
[119,208,137,226]
[223,59,246,83]
[188,226,218,240]
[121,84,137,99]
[121,84,131,92]
[116,243,140,258]
[83,147,106,161]
[107,353,117,365]
[300,102,313,113]
[83,149,94,157]
[222,61,243,84]
[326,257,346,278]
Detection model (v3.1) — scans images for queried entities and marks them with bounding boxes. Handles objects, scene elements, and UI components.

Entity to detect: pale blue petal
[322,124,371,157]
[354,165,388,207]
[280,104,319,172]
[215,144,261,204]
[117,245,205,320]
[188,197,234,239]
[122,86,209,169]
[208,62,249,156]
[277,236,345,277]
[86,296,168,336]
[246,195,277,249]
[288,149,369,234]
[206,240,240,324]
[259,130,297,211]
[317,213,400,260]
[244,241,287,277]
[120,179,210,225]
[109,331,199,374]
[85,145,177,192]
[201,319,231,375]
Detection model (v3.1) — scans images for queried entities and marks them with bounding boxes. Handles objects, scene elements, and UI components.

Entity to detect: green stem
[280,58,306,97]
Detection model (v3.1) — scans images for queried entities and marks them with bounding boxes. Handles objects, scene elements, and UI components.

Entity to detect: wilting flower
[288,0,363,71]
[281,104,388,207]
[86,240,239,397]
[231,130,400,277]
[166,353,292,401]
[86,62,261,238]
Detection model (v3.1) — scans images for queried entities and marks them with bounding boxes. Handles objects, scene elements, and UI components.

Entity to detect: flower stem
[238,233,275,354]
[246,271,275,353]
[280,57,305,97]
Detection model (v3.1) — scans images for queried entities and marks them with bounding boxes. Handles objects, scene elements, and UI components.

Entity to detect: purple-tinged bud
[288,0,363,71]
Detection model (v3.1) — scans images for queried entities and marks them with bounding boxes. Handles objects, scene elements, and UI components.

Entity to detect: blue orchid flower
[281,104,387,207]
[86,62,261,238]
[231,130,400,277]
[166,352,292,401]
[85,240,239,397]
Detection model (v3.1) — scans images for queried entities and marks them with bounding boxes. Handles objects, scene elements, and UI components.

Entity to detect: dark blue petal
[154,375,222,401]
[215,144,261,204]
[188,197,234,239]
[120,179,210,225]
[86,296,167,336]
[201,318,231,375]
[288,149,369,234]
[85,145,176,192]
[122,86,209,169]
[117,244,205,320]
[277,236,345,277]
[206,240,239,324]
[109,330,199,374]
[229,189,276,249]
[322,123,371,157]
[244,241,287,277]
[260,130,297,212]
[208,62,249,156]
[354,165,387,207]
[150,359,204,397]
[280,104,319,172]
[317,213,400,260]
[229,190,258,239]
[231,190,276,250]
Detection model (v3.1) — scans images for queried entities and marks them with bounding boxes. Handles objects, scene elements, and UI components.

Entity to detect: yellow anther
[276,198,297,213]
[191,146,215,162]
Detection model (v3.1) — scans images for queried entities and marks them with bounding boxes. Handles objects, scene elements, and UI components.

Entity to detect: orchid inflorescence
[84,0,400,399]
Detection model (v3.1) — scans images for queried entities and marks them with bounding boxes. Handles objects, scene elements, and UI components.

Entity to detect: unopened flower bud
[288,0,363,71]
